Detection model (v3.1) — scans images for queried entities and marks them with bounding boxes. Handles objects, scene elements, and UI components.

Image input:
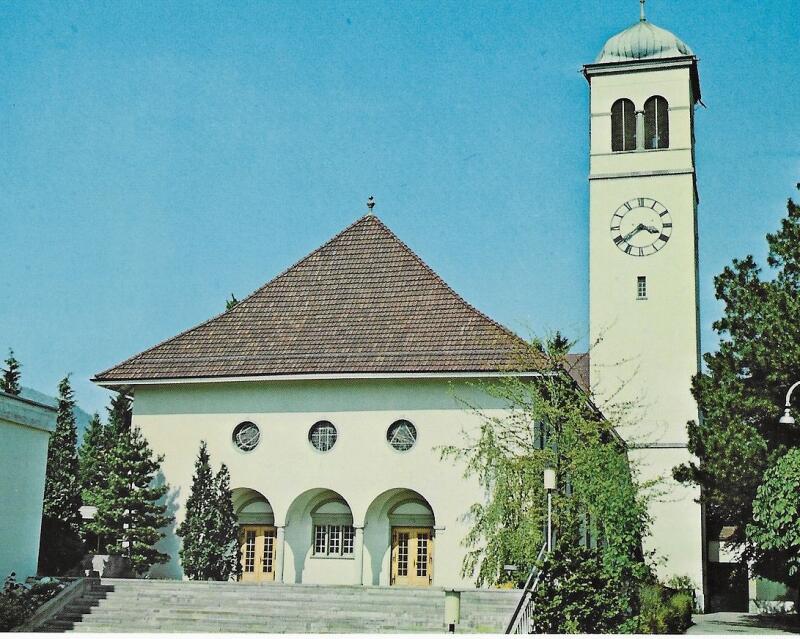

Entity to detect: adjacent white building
[94,12,708,601]
[0,391,57,580]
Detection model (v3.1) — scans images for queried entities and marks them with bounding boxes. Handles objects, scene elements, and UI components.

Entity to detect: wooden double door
[239,525,276,582]
[391,526,433,586]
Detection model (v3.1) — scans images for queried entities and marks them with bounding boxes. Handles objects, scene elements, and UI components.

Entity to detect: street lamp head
[543,467,557,491]
[779,408,796,426]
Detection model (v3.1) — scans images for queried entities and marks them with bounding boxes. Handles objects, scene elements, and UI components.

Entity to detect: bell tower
[583,9,705,604]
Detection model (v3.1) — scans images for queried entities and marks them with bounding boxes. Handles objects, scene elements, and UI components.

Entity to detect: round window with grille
[309,421,337,452]
[232,421,261,452]
[387,420,417,452]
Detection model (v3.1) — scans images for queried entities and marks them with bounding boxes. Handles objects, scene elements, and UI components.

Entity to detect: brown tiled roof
[564,353,590,394]
[94,215,533,382]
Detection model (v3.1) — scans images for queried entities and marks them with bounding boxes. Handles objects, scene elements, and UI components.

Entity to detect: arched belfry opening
[611,98,637,151]
[644,95,669,149]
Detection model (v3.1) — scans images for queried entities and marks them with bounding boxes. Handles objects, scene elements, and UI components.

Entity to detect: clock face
[610,197,673,257]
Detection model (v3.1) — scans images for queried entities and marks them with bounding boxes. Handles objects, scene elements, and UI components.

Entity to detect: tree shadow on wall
[150,470,181,579]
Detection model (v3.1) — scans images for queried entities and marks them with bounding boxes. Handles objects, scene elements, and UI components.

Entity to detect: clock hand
[622,224,645,242]
[643,225,660,234]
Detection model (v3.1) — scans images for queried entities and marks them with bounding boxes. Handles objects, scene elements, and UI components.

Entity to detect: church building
[94,11,707,603]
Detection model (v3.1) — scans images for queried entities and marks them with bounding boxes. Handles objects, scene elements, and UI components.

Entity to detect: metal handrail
[504,542,548,634]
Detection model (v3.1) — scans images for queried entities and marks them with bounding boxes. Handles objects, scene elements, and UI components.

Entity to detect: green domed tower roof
[596,19,694,64]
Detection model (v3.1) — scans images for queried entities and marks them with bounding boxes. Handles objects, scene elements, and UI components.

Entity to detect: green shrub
[636,583,694,634]
[665,592,693,633]
[0,591,30,632]
[637,583,668,633]
[0,577,67,631]
[530,542,639,633]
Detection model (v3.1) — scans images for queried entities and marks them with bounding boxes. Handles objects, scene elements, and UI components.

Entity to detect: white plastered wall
[587,62,705,600]
[133,377,507,588]
[0,394,56,580]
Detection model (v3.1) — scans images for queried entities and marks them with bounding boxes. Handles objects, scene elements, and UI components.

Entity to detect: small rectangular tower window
[637,276,647,300]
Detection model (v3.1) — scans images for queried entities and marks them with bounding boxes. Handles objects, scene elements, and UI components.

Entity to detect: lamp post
[779,381,800,425]
[543,467,556,552]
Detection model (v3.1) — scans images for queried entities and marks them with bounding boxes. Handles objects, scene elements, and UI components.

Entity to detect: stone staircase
[38,578,520,634]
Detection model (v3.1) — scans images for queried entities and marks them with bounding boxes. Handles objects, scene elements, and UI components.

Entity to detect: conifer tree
[1,348,22,395]
[39,375,84,574]
[211,463,240,581]
[176,441,216,579]
[79,393,132,508]
[88,424,172,575]
[107,391,132,438]
[674,183,800,581]
[43,376,83,529]
[79,412,107,505]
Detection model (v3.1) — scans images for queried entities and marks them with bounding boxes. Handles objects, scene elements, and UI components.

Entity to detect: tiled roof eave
[93,368,548,387]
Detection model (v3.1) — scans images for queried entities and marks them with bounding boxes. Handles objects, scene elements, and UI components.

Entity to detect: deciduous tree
[747,448,800,606]
[441,335,649,588]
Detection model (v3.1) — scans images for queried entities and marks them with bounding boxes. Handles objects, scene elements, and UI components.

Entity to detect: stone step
[72,599,443,615]
[87,588,445,603]
[41,579,514,634]
[98,579,434,592]
[58,606,444,624]
[66,617,445,633]
[98,582,442,597]
[65,624,443,634]
[64,601,444,615]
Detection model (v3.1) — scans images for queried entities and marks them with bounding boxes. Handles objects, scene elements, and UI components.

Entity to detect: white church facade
[94,14,707,602]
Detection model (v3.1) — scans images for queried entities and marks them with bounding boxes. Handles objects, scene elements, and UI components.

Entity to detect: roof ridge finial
[639,0,646,22]
[366,195,375,216]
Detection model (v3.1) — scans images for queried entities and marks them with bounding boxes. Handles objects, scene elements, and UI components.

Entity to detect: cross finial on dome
[367,195,376,215]
[640,0,646,22]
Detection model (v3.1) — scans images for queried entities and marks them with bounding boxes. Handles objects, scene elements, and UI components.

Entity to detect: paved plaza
[688,612,799,635]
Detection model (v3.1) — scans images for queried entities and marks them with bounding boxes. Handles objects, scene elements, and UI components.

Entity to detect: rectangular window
[328,525,341,555]
[342,526,355,555]
[314,525,327,555]
[263,531,274,573]
[313,524,356,556]
[637,276,647,300]
[244,529,256,572]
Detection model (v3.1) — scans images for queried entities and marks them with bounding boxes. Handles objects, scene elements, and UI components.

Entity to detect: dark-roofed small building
[95,214,535,587]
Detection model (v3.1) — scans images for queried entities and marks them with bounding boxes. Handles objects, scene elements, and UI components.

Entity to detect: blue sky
[2,1,798,416]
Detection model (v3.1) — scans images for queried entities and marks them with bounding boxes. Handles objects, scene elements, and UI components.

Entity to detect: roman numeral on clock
[614,236,625,246]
